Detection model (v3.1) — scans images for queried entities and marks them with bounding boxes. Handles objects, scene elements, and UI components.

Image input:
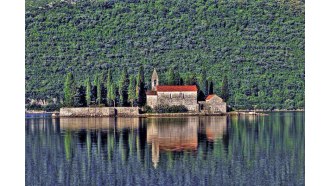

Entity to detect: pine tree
[64,72,75,107]
[220,75,229,102]
[128,75,137,106]
[137,66,146,107]
[85,77,91,106]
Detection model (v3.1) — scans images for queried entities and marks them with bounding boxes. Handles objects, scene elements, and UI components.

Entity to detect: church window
[182,93,184,99]
[170,94,172,99]
[154,80,156,86]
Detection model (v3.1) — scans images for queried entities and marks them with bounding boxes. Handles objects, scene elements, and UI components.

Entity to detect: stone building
[146,68,226,113]
[146,68,199,112]
[198,94,227,114]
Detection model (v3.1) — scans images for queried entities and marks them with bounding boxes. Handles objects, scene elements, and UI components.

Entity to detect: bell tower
[151,68,159,91]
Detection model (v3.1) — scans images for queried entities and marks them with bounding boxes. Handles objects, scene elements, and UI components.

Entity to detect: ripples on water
[25,112,304,185]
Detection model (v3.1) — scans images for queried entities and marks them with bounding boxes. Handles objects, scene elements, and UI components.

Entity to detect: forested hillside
[25,0,305,110]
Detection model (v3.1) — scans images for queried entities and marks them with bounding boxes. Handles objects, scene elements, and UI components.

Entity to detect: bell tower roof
[151,68,159,91]
[152,68,158,79]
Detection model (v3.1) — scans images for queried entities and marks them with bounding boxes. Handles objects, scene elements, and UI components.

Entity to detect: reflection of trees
[26,112,304,185]
[64,130,72,160]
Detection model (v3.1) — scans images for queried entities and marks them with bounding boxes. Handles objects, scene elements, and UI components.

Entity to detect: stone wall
[60,107,139,117]
[115,107,140,117]
[157,92,199,112]
[147,95,157,108]
[210,102,227,114]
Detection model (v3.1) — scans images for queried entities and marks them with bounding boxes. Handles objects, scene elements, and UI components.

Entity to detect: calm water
[26,112,304,185]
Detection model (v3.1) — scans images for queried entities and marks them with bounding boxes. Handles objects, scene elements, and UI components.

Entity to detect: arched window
[182,93,184,99]
[170,94,172,99]
[154,80,157,86]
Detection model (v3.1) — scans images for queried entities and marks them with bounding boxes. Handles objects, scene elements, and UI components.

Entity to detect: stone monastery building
[146,69,227,114]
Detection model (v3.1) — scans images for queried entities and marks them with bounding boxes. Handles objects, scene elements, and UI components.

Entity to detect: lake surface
[26,112,304,185]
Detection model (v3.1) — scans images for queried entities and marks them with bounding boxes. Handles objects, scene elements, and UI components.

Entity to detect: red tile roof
[146,90,157,95]
[205,94,215,100]
[156,85,198,92]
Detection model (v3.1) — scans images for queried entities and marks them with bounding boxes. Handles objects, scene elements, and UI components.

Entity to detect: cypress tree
[204,80,209,96]
[174,71,181,85]
[64,72,75,107]
[167,67,175,85]
[119,67,129,106]
[91,75,98,104]
[191,73,198,85]
[106,69,115,106]
[220,75,229,101]
[128,75,137,106]
[85,77,91,106]
[202,69,208,96]
[179,78,184,85]
[96,74,102,105]
[74,86,86,107]
[137,66,146,107]
[209,79,214,94]
[93,74,98,86]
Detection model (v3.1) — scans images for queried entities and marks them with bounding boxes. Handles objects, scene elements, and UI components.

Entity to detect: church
[146,69,227,114]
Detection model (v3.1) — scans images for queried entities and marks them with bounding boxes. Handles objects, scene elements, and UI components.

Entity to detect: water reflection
[26,113,304,185]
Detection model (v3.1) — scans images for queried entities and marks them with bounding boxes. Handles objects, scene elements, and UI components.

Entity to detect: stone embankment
[228,111,268,116]
[141,112,226,117]
[60,107,139,117]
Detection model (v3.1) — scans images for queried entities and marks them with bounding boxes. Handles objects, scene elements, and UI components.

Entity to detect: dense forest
[25,0,305,110]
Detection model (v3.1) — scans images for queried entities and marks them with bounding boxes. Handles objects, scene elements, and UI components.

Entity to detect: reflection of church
[147,117,199,168]
[147,116,227,168]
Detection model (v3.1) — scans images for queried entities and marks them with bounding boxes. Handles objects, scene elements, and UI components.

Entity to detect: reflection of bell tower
[151,68,159,91]
[152,140,159,168]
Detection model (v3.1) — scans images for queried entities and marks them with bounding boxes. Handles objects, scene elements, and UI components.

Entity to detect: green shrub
[143,105,154,113]
[154,105,188,113]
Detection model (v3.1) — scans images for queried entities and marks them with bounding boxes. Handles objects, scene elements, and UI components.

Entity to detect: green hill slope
[25,0,304,109]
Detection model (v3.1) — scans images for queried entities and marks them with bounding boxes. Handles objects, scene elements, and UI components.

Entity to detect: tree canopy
[26,0,304,110]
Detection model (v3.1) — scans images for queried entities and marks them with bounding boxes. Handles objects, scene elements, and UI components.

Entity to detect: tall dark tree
[204,79,209,96]
[209,79,214,95]
[90,74,99,105]
[119,67,129,106]
[220,75,229,102]
[179,78,184,85]
[174,71,181,85]
[64,72,75,107]
[85,77,91,106]
[197,86,206,101]
[137,66,146,107]
[74,86,86,107]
